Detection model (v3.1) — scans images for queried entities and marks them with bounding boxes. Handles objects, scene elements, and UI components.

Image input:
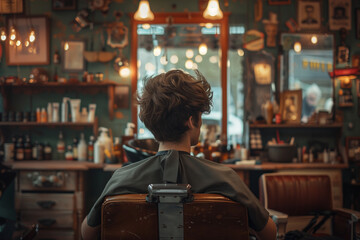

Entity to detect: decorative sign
[329,0,351,30]
[243,30,264,51]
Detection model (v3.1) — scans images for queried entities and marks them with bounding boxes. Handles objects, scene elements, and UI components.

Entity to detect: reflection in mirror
[136,23,222,141]
[280,33,334,123]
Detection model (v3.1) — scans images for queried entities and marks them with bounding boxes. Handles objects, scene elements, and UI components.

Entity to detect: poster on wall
[329,0,351,30]
[297,0,321,30]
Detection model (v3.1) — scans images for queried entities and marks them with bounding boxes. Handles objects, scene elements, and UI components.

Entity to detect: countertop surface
[5,160,348,171]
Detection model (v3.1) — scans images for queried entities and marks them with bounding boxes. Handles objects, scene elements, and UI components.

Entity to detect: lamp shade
[134,0,154,21]
[203,0,223,20]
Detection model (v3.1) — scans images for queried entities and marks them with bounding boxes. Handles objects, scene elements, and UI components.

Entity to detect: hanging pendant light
[0,28,6,41]
[203,0,223,20]
[134,0,154,21]
[198,43,208,55]
[29,28,36,43]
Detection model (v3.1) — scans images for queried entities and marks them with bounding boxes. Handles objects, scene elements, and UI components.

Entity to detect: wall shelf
[249,123,343,129]
[0,81,121,120]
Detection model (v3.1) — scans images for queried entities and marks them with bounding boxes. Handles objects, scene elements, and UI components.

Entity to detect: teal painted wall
[0,0,359,146]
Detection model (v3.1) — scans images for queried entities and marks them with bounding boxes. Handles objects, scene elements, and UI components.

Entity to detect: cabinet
[246,122,343,160]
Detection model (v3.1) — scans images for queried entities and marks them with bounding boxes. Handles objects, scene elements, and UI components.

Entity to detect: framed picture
[297,0,321,30]
[357,79,360,97]
[62,40,85,72]
[0,0,23,14]
[6,16,49,65]
[356,9,360,39]
[280,89,302,123]
[268,0,290,5]
[52,0,76,10]
[114,85,130,109]
[346,136,360,161]
[337,45,350,64]
[329,0,351,30]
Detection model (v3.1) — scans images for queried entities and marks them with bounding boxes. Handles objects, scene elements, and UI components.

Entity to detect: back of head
[137,69,213,142]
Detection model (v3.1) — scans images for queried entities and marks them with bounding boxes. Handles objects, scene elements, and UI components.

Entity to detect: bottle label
[16,150,24,160]
[57,144,65,153]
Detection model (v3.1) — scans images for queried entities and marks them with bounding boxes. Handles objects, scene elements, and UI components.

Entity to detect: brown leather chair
[101,184,249,240]
[259,173,360,240]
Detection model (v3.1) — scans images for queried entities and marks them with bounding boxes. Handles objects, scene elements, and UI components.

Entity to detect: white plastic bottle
[94,127,113,164]
[77,133,87,161]
[94,137,104,164]
[125,123,135,136]
[61,97,70,123]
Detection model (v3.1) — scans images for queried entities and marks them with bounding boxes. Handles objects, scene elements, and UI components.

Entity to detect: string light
[29,28,36,42]
[0,28,6,41]
[9,26,16,41]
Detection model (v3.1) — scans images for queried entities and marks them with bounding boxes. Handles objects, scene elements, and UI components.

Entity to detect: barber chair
[101,184,249,240]
[122,138,158,163]
[259,173,360,240]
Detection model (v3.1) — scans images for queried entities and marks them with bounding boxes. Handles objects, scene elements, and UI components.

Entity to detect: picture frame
[280,89,302,123]
[62,40,85,72]
[114,85,130,109]
[52,0,76,11]
[6,16,49,65]
[297,0,321,30]
[357,79,360,97]
[0,0,24,14]
[345,136,360,161]
[328,0,351,31]
[268,0,290,5]
[356,9,360,39]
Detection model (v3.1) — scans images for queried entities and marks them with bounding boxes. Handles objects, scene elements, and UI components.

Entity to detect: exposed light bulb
[64,42,69,51]
[0,28,6,41]
[29,29,36,42]
[10,27,16,41]
[237,49,245,56]
[294,42,301,53]
[160,56,168,65]
[170,55,178,64]
[195,55,203,63]
[186,49,194,58]
[142,23,151,29]
[185,59,193,69]
[134,0,154,21]
[203,0,223,20]
[311,36,318,44]
[25,40,30,47]
[153,46,161,56]
[119,66,130,78]
[198,43,208,55]
[205,23,213,29]
[15,40,21,47]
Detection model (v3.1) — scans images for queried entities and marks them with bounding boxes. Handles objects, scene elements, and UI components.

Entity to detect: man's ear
[188,116,195,129]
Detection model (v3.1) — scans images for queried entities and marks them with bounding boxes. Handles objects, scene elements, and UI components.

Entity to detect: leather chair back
[259,174,333,216]
[101,193,249,240]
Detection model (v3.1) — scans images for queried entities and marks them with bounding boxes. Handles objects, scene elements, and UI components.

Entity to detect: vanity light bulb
[10,28,16,41]
[153,46,161,56]
[198,43,208,55]
[294,42,301,53]
[119,66,130,78]
[0,30,6,41]
[311,36,318,44]
[186,49,194,58]
[29,29,36,42]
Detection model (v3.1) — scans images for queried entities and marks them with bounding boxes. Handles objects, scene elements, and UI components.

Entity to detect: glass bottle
[56,131,65,160]
[87,136,95,162]
[36,142,44,161]
[113,137,121,163]
[24,135,33,160]
[72,138,78,161]
[15,137,24,161]
[44,142,52,160]
[65,145,74,161]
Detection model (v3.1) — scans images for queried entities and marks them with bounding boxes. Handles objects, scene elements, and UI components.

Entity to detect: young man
[81,69,276,240]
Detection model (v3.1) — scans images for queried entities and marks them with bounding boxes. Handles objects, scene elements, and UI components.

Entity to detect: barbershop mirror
[131,13,244,143]
[280,33,334,123]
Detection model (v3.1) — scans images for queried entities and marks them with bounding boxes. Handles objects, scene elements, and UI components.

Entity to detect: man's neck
[158,139,191,153]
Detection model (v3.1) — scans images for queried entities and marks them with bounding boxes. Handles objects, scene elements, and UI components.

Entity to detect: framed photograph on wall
[268,0,290,5]
[52,0,76,10]
[6,16,49,65]
[0,0,24,14]
[329,0,351,30]
[62,40,85,72]
[280,89,302,123]
[356,9,360,39]
[346,136,360,161]
[297,0,321,30]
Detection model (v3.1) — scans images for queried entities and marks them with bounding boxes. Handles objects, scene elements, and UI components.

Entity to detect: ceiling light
[203,0,223,20]
[9,26,16,41]
[195,55,203,63]
[153,46,161,56]
[170,55,178,64]
[142,23,151,29]
[311,36,318,44]
[29,28,36,42]
[0,28,6,41]
[134,0,154,21]
[119,66,130,78]
[160,56,168,65]
[186,49,194,58]
[185,59,193,69]
[294,42,301,53]
[237,49,244,56]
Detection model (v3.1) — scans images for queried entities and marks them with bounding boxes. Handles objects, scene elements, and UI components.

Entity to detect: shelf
[249,123,343,129]
[0,81,122,120]
[0,117,99,135]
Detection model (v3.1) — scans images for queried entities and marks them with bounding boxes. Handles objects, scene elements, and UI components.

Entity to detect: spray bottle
[94,127,113,164]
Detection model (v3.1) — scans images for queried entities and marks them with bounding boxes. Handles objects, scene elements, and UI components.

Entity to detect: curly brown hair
[137,69,213,142]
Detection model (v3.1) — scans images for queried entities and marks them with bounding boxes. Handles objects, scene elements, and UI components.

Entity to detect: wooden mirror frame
[130,12,230,141]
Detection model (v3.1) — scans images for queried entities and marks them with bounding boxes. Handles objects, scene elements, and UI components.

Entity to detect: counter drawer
[20,210,74,229]
[35,230,74,240]
[18,193,74,210]
[19,171,77,191]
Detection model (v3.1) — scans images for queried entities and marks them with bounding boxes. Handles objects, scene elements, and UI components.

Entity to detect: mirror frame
[130,12,230,141]
[279,32,336,121]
